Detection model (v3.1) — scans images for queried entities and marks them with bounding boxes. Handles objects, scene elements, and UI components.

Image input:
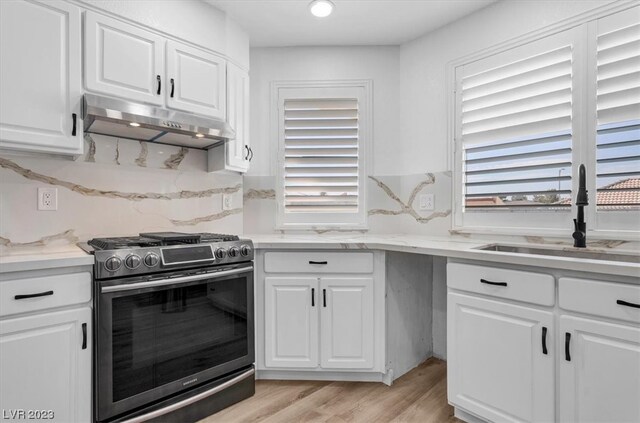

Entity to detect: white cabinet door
[0,0,82,155]
[448,293,554,423]
[320,278,374,369]
[265,277,318,368]
[225,63,250,172]
[0,307,92,423]
[560,315,640,423]
[166,41,226,118]
[85,11,164,105]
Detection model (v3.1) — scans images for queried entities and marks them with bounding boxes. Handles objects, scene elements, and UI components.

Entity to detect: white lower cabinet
[265,277,319,368]
[0,307,92,423]
[264,276,375,371]
[320,278,374,369]
[448,292,555,423]
[559,315,640,423]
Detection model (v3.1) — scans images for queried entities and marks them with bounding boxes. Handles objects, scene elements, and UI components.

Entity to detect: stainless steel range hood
[82,94,235,150]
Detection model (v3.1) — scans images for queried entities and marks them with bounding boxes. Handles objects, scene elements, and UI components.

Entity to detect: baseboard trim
[256,370,386,383]
[454,407,489,423]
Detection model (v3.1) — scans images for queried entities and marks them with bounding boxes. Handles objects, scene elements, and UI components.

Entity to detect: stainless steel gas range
[79,232,255,423]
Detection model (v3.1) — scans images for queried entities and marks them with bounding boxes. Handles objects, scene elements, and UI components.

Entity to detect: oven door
[96,263,254,422]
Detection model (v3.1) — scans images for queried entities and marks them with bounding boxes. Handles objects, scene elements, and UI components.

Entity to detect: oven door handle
[120,367,255,423]
[101,266,253,293]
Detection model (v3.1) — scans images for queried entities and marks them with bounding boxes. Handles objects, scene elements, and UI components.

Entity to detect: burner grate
[88,237,162,250]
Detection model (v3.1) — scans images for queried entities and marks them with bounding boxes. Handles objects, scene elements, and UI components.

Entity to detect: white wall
[398,0,615,175]
[248,46,400,176]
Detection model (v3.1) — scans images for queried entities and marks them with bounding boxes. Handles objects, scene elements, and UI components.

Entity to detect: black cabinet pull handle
[248,147,254,162]
[170,78,175,98]
[71,113,77,136]
[311,288,315,307]
[309,261,328,265]
[245,145,250,160]
[14,290,54,300]
[480,278,507,287]
[81,323,87,350]
[541,326,548,355]
[565,332,571,361]
[617,299,640,309]
[323,289,327,307]
[157,75,161,94]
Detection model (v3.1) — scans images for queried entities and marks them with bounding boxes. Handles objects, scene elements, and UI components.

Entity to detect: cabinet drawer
[447,263,554,306]
[264,252,374,274]
[0,272,91,317]
[559,277,640,324]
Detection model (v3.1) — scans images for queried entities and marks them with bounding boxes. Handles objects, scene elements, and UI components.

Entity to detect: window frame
[448,1,640,240]
[271,80,372,231]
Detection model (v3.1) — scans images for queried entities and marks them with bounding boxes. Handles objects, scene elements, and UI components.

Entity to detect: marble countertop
[1,234,638,279]
[247,234,640,279]
[0,246,94,274]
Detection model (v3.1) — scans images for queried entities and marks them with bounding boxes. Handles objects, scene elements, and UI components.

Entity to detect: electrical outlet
[222,194,233,210]
[419,194,434,211]
[38,187,58,211]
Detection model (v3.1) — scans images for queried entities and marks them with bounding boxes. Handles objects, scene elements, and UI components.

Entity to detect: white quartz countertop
[1,234,638,279]
[247,234,640,279]
[0,247,94,274]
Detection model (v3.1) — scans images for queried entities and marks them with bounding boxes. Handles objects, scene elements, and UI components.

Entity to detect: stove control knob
[228,246,240,258]
[144,252,160,267]
[240,244,252,257]
[124,254,141,270]
[215,248,227,259]
[104,256,122,272]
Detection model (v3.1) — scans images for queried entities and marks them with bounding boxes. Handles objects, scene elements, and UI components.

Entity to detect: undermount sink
[476,244,640,264]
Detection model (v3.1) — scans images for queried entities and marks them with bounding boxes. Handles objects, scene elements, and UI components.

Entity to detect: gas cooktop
[79,232,252,280]
[87,232,240,250]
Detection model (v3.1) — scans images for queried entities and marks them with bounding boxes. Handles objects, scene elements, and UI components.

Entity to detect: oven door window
[111,276,248,402]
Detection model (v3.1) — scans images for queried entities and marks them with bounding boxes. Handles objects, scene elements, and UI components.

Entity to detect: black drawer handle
[309,261,328,265]
[311,288,315,307]
[565,332,571,361]
[71,113,77,136]
[14,290,54,300]
[170,78,175,98]
[323,289,327,307]
[157,75,161,95]
[617,299,640,309]
[480,278,507,287]
[245,145,250,160]
[541,326,548,355]
[82,323,87,350]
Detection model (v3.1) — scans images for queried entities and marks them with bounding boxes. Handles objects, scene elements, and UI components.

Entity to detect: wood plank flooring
[201,358,460,423]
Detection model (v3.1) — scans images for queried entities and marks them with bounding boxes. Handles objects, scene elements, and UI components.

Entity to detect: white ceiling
[206,0,498,47]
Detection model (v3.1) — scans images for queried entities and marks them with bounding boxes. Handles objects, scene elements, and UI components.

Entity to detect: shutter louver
[460,43,573,210]
[596,14,640,211]
[283,99,359,213]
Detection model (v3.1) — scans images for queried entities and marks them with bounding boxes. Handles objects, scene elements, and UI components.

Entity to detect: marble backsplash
[0,134,243,253]
[243,171,453,236]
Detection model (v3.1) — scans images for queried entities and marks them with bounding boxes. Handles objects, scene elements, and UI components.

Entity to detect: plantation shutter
[458,31,575,210]
[283,98,359,213]
[595,7,640,210]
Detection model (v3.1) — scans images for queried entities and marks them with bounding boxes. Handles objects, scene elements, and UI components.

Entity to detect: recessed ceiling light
[309,0,334,18]
[129,122,140,127]
[195,133,205,138]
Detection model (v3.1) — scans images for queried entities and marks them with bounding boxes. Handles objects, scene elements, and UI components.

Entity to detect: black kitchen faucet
[572,164,589,248]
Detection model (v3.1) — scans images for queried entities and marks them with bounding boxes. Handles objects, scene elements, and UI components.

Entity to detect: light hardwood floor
[201,358,460,423]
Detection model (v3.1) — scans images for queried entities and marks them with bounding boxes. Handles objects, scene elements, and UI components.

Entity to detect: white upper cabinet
[0,0,82,155]
[559,315,640,423]
[320,278,374,369]
[166,41,226,119]
[85,11,165,106]
[225,63,250,171]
